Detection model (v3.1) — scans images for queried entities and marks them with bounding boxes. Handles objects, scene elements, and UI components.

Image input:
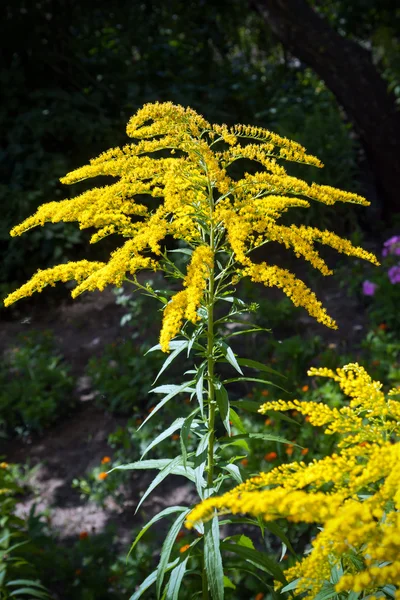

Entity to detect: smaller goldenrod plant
[4,102,379,598]
[186,364,400,598]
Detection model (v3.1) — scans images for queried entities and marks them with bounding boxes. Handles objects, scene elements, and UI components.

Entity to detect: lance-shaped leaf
[141,418,185,459]
[215,384,230,436]
[180,409,200,468]
[218,341,243,375]
[138,381,195,430]
[165,555,189,600]
[220,542,287,584]
[219,433,300,446]
[153,341,188,384]
[127,505,188,559]
[156,509,191,598]
[194,432,210,498]
[204,516,224,600]
[129,559,179,600]
[195,363,206,417]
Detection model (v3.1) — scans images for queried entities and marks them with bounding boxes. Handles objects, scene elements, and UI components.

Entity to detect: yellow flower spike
[186,365,400,594]
[159,245,214,352]
[5,101,378,350]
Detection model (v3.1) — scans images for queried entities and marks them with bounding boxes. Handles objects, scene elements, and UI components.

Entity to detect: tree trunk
[252,0,400,218]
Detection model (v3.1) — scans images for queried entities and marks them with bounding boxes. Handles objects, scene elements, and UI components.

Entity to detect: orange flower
[285,445,294,456]
[378,323,387,331]
[301,385,309,392]
[255,594,264,600]
[98,472,108,481]
[171,434,180,441]
[261,390,269,397]
[75,568,82,576]
[359,441,368,447]
[101,456,111,464]
[301,448,309,456]
[264,418,272,426]
[180,544,190,553]
[241,458,249,467]
[305,415,311,422]
[176,530,185,540]
[372,360,380,367]
[247,392,254,398]
[264,451,277,461]
[136,418,143,425]
[79,531,89,540]
[291,410,299,417]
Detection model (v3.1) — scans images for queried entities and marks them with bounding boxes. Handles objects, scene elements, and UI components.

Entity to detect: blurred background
[0,1,399,598]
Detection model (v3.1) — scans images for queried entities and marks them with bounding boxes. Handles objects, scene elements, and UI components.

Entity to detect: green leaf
[220,542,287,584]
[156,509,191,599]
[111,459,175,472]
[281,578,300,593]
[194,432,210,498]
[312,584,338,600]
[129,560,179,600]
[180,409,200,468]
[224,377,286,393]
[223,576,236,590]
[220,433,299,446]
[153,341,188,384]
[264,522,297,557]
[237,358,285,379]
[229,408,247,434]
[224,327,270,339]
[215,385,230,436]
[139,381,194,430]
[230,399,262,413]
[166,556,189,600]
[141,418,185,459]
[195,364,205,417]
[168,248,193,256]
[204,517,224,600]
[222,463,242,485]
[218,342,243,375]
[127,506,188,560]
[220,439,250,451]
[135,456,191,513]
[9,588,50,599]
[146,341,185,354]
[6,580,48,590]
[224,534,254,549]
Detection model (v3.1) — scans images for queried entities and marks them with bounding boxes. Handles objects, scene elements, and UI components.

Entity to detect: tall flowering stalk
[5,102,378,598]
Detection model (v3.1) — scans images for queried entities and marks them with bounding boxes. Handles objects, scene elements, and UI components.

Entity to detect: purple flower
[362,280,377,296]
[388,265,400,284]
[382,235,400,257]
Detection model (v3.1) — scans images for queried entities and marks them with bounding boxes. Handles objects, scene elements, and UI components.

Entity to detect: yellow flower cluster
[5,102,378,349]
[159,246,214,352]
[186,364,400,596]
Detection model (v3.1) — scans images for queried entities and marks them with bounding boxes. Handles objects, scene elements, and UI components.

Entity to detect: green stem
[206,253,216,491]
[204,182,216,600]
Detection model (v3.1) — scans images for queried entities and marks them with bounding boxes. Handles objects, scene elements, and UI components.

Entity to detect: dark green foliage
[0,331,75,438]
[0,462,52,598]
[1,0,366,288]
[86,340,163,415]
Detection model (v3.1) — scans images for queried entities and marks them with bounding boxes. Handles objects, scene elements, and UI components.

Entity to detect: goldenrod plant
[5,102,379,598]
[187,364,400,598]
